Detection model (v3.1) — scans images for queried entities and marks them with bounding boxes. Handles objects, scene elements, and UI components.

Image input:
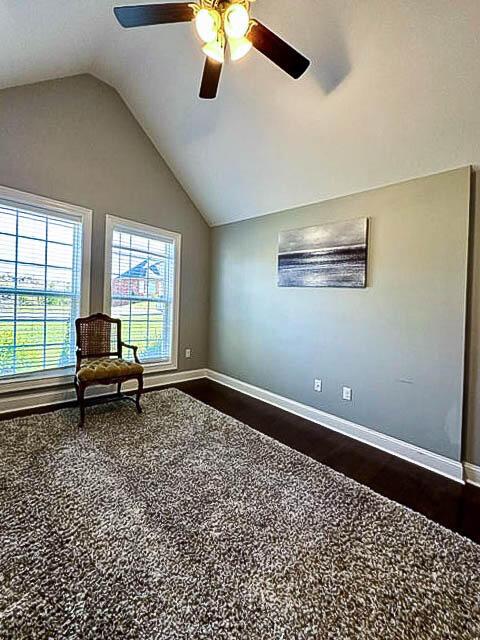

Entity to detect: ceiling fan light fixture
[228,36,252,61]
[202,37,225,64]
[195,8,221,43]
[224,3,250,39]
[113,1,311,100]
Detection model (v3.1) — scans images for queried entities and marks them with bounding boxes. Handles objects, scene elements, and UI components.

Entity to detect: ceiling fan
[113,1,310,99]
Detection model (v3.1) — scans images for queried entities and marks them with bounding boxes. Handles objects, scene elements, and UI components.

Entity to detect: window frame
[103,214,181,373]
[0,184,92,390]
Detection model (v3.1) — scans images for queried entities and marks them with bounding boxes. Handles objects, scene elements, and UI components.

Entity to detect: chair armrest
[121,342,141,364]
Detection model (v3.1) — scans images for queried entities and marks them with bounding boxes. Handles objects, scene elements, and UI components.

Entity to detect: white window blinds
[107,220,179,364]
[0,201,84,378]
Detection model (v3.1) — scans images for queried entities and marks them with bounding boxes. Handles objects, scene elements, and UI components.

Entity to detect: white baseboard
[205,369,465,484]
[0,368,208,416]
[464,462,480,487]
[1,366,469,487]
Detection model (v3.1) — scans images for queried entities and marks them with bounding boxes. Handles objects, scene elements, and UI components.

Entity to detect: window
[104,216,180,370]
[0,186,91,380]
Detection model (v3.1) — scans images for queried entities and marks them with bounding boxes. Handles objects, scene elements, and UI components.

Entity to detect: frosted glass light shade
[202,39,225,63]
[195,8,221,43]
[228,36,252,61]
[224,4,250,39]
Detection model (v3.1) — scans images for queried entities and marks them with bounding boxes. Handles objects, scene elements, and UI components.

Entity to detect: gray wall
[209,168,471,461]
[466,172,480,464]
[0,74,210,373]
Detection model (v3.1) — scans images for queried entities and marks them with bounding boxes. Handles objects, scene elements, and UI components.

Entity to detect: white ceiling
[1,0,480,225]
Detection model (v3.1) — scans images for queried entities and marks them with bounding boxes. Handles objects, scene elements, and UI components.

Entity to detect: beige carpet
[0,388,479,639]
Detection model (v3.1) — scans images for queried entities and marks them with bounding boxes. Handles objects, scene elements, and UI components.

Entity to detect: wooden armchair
[74,313,144,427]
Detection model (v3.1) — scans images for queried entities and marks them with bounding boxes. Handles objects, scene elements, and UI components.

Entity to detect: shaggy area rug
[0,389,479,639]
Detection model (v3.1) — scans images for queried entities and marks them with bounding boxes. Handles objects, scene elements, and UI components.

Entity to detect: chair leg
[77,382,86,427]
[135,375,143,414]
[117,382,122,397]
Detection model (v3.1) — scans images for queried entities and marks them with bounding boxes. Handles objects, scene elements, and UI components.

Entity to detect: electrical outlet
[342,386,352,401]
[185,348,192,359]
[314,379,322,392]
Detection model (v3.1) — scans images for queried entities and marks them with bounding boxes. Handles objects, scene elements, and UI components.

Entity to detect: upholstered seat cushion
[76,358,144,382]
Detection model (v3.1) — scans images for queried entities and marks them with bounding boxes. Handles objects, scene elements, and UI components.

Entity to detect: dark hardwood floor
[172,378,480,545]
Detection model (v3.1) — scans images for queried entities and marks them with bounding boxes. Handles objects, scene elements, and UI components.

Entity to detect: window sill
[0,368,75,394]
[0,360,177,396]
[141,360,177,374]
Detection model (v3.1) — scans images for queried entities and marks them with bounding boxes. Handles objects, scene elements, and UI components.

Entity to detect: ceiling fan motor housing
[211,0,250,10]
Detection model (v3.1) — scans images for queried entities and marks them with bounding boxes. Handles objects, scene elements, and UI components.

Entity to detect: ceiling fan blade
[114,3,194,28]
[248,22,310,79]
[199,57,223,99]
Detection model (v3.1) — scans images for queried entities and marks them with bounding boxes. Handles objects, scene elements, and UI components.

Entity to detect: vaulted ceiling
[1,0,479,225]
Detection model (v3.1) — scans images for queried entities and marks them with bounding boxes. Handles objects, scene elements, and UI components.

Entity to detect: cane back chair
[74,313,144,427]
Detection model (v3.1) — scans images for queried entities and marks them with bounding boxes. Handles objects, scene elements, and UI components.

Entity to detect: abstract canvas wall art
[278,218,368,288]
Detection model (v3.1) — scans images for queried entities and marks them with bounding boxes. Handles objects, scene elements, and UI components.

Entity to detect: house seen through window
[107,217,179,365]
